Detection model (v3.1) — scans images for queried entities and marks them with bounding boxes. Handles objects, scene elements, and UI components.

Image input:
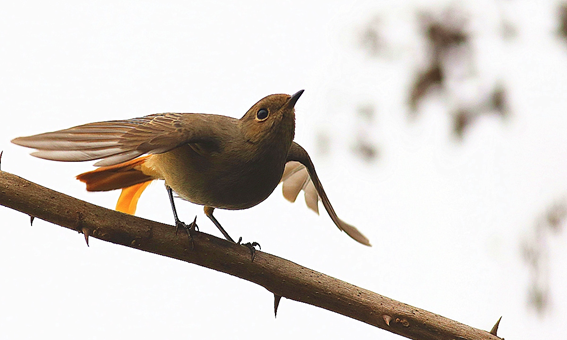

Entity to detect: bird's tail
[76,155,154,215]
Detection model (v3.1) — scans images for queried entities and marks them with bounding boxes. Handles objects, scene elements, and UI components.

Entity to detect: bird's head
[240,90,304,145]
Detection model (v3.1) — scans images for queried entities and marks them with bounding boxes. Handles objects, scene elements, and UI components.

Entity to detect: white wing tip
[337,218,371,247]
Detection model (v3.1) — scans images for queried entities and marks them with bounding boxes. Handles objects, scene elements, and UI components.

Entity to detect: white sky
[1,1,566,339]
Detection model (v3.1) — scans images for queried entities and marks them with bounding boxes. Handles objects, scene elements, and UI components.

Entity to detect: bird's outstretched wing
[11,113,223,167]
[281,161,320,214]
[284,142,371,246]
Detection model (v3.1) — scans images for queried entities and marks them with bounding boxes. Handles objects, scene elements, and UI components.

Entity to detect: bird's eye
[256,108,269,121]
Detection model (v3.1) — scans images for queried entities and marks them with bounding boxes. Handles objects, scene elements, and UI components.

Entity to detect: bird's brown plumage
[12,90,370,246]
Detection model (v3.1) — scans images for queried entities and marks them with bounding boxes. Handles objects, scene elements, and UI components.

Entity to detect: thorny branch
[0,170,502,340]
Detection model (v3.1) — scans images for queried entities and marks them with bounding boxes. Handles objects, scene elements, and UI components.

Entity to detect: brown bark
[0,170,502,340]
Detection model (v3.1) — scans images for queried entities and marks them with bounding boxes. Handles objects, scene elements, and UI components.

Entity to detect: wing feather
[281,161,321,214]
[303,180,319,214]
[285,142,371,246]
[12,113,216,166]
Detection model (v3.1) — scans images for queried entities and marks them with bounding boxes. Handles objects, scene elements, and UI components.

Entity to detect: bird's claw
[175,216,198,249]
[237,237,261,261]
[175,216,199,234]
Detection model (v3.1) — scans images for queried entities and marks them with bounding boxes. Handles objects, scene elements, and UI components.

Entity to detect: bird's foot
[237,237,261,261]
[175,216,199,249]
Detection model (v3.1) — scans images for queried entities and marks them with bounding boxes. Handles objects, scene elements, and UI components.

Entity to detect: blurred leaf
[410,7,509,138]
[558,3,567,40]
[521,197,567,315]
[410,63,443,112]
[359,16,385,57]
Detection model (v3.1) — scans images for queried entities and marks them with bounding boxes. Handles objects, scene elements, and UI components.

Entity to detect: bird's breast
[142,143,286,210]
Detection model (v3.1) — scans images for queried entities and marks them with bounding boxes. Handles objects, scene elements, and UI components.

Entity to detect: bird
[12,90,371,247]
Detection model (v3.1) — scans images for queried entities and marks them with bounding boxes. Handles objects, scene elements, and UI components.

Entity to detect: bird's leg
[166,186,198,240]
[203,206,235,242]
[204,206,260,260]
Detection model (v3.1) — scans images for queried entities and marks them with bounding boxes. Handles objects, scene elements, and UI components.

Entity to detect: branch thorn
[274,294,282,317]
[82,227,90,247]
[490,316,502,336]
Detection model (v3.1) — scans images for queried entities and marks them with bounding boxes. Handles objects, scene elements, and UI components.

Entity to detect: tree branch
[0,170,501,340]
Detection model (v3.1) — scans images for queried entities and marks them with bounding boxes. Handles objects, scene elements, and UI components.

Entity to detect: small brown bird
[12,90,370,246]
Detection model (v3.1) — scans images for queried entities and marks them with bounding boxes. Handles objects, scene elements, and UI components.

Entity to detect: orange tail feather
[76,155,153,191]
[116,181,152,214]
[76,155,154,215]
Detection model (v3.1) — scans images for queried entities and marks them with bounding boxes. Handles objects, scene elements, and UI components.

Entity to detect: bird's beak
[286,89,304,109]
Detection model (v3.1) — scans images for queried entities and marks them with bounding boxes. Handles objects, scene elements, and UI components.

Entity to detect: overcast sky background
[1,1,566,339]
